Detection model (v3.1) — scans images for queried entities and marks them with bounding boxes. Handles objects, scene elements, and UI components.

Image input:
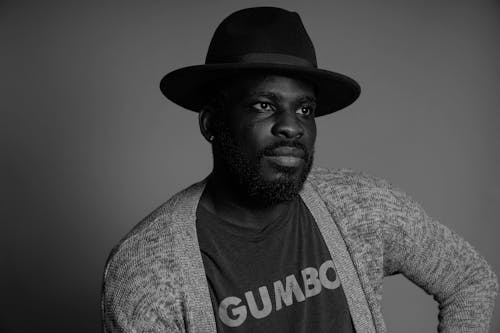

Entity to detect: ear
[199,106,215,143]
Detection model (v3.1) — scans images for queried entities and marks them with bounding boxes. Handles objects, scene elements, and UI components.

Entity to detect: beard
[211,119,314,206]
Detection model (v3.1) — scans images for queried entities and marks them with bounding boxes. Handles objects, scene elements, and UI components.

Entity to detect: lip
[268,146,305,158]
[264,155,304,167]
[263,146,306,168]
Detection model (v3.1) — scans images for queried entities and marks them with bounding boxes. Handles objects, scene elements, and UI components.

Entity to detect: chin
[257,178,304,204]
[248,161,312,205]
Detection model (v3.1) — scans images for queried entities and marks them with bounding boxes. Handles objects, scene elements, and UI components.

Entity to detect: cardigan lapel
[300,181,376,333]
[172,179,217,332]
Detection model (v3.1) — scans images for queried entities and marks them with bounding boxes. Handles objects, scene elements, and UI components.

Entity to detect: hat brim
[160,63,360,117]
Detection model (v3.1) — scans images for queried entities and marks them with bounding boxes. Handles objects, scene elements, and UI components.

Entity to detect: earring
[208,135,215,142]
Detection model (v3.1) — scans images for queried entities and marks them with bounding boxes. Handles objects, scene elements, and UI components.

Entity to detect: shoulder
[104,185,193,273]
[306,167,423,218]
[307,167,394,202]
[101,180,205,329]
[103,200,178,286]
[103,179,205,278]
[102,188,187,290]
[307,167,392,189]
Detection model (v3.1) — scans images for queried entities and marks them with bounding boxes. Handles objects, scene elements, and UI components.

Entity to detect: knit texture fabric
[101,168,498,332]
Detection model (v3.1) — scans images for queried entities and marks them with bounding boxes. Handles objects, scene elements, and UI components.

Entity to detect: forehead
[221,74,316,101]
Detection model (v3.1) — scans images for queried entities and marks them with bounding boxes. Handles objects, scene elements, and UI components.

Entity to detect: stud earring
[208,135,215,142]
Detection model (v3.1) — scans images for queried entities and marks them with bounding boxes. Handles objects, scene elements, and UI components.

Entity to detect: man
[101,7,497,332]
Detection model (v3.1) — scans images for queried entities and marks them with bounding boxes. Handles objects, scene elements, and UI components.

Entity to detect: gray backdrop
[2,0,499,332]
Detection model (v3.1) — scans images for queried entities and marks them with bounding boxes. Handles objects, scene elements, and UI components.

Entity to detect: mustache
[259,141,311,160]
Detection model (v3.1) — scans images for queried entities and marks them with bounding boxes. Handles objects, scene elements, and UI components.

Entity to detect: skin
[198,74,317,227]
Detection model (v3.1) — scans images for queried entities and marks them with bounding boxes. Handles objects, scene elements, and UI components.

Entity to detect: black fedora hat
[160,7,360,117]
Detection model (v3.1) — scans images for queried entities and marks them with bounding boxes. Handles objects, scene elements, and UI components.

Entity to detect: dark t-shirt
[196,195,355,332]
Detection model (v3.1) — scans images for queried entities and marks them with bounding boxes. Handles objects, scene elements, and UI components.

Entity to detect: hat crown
[160,7,360,116]
[205,7,317,67]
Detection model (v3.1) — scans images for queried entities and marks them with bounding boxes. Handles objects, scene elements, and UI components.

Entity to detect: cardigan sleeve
[101,232,187,333]
[381,187,498,333]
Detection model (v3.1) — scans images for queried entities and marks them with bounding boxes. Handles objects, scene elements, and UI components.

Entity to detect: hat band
[208,52,316,67]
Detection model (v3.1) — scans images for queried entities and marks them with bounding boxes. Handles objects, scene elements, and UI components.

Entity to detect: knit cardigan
[101,168,498,332]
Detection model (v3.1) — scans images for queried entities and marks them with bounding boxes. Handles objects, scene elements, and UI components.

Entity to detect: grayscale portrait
[2,1,499,332]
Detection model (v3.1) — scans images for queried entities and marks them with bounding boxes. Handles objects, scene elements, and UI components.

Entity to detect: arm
[101,234,187,333]
[381,187,498,332]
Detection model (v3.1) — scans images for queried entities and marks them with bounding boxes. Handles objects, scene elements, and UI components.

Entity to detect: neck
[200,169,294,226]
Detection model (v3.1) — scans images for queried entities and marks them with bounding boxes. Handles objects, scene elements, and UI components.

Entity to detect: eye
[296,105,315,116]
[252,102,275,112]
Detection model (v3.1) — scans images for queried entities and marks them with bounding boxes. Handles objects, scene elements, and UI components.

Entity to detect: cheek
[239,122,272,149]
[304,121,317,145]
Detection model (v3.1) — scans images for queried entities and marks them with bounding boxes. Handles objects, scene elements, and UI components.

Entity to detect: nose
[271,111,304,139]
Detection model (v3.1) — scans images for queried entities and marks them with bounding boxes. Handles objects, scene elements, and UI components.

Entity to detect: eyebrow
[299,96,316,103]
[249,92,316,103]
[249,92,277,99]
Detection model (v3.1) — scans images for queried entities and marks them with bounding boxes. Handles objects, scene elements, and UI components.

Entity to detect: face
[209,74,317,205]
